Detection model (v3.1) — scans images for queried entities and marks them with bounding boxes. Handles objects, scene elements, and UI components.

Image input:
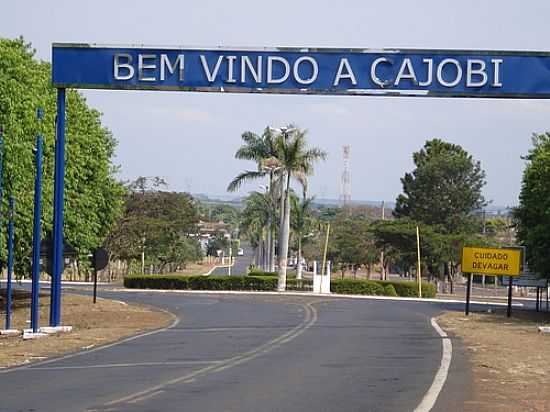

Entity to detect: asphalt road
[210,244,254,276]
[0,290,472,412]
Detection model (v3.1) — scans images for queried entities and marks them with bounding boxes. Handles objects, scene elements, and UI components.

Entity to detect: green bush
[247,268,278,277]
[124,274,436,298]
[286,279,313,292]
[124,275,277,291]
[374,280,436,298]
[330,279,385,295]
[383,284,398,297]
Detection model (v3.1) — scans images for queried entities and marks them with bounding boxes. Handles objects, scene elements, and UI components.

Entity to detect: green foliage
[247,268,278,277]
[200,203,241,228]
[375,280,436,298]
[205,231,229,257]
[124,275,277,291]
[330,279,386,295]
[328,215,379,272]
[513,132,550,278]
[394,139,486,233]
[0,37,124,275]
[106,177,201,272]
[124,274,435,298]
[383,284,398,297]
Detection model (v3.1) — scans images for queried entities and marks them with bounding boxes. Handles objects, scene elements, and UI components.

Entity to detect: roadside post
[0,127,3,280]
[465,273,472,316]
[31,109,44,333]
[91,248,108,303]
[416,226,422,298]
[461,246,521,317]
[5,196,14,330]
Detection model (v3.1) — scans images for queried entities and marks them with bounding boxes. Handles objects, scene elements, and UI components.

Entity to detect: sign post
[45,43,550,318]
[461,246,521,316]
[31,109,44,333]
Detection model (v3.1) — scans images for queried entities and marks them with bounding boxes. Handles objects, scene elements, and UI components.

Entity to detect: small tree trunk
[277,172,291,291]
[265,222,271,272]
[297,238,303,280]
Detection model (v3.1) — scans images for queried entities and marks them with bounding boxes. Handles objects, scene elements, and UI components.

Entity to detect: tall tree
[394,138,486,233]
[290,193,315,280]
[106,177,201,274]
[0,37,124,276]
[274,127,326,291]
[228,127,279,271]
[513,132,550,278]
[240,191,276,270]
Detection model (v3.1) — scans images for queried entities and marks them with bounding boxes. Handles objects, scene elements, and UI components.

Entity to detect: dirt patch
[438,309,550,412]
[0,290,173,368]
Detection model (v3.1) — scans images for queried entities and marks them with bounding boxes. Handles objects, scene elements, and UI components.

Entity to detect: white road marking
[0,307,180,374]
[31,360,224,370]
[127,390,165,404]
[414,317,453,412]
[108,287,524,307]
[104,301,318,406]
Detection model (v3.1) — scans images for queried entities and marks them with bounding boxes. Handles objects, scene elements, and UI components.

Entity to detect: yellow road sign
[462,246,521,276]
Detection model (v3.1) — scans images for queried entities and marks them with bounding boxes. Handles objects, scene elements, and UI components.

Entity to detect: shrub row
[124,275,277,291]
[124,275,436,298]
[374,280,436,298]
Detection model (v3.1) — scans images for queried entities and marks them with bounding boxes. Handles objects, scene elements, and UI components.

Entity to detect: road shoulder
[0,292,174,369]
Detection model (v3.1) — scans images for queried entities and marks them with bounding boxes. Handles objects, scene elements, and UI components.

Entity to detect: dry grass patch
[438,310,550,412]
[0,291,173,368]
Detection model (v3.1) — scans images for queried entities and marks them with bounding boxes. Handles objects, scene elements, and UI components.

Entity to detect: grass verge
[0,290,173,368]
[438,309,550,412]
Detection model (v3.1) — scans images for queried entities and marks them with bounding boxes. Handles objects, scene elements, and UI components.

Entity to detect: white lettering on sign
[267,56,290,84]
[200,55,224,82]
[114,53,185,82]
[293,56,318,85]
[160,54,184,81]
[241,56,262,83]
[112,53,505,90]
[418,59,434,86]
[394,58,417,86]
[437,58,462,87]
[138,54,156,81]
[466,59,487,87]
[492,59,503,87]
[226,55,237,83]
[113,54,134,80]
[371,57,392,87]
[333,58,357,86]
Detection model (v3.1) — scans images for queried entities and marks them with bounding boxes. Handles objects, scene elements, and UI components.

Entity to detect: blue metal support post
[31,112,44,333]
[0,127,4,286]
[50,88,65,327]
[5,196,14,330]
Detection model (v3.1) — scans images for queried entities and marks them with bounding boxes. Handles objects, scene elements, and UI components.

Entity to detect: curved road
[0,291,470,411]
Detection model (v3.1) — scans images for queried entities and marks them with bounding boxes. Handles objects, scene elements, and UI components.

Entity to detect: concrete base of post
[39,325,73,334]
[0,329,20,336]
[22,330,48,340]
[313,260,331,294]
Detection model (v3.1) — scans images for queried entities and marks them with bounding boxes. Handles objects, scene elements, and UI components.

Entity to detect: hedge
[374,280,436,298]
[124,275,436,298]
[124,275,277,291]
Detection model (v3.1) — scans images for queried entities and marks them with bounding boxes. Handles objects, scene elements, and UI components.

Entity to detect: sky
[3,1,550,207]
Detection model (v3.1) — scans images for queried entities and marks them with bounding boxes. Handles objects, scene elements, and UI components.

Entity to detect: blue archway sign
[48,43,550,325]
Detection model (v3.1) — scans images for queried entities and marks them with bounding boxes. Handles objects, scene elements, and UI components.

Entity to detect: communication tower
[340,145,352,208]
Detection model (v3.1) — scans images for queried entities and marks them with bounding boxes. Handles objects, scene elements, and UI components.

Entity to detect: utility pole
[380,201,386,280]
[416,225,422,298]
[228,234,232,276]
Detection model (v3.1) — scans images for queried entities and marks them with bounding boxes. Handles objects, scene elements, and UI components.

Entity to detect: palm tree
[228,128,280,271]
[274,127,326,291]
[240,191,274,270]
[291,193,315,280]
